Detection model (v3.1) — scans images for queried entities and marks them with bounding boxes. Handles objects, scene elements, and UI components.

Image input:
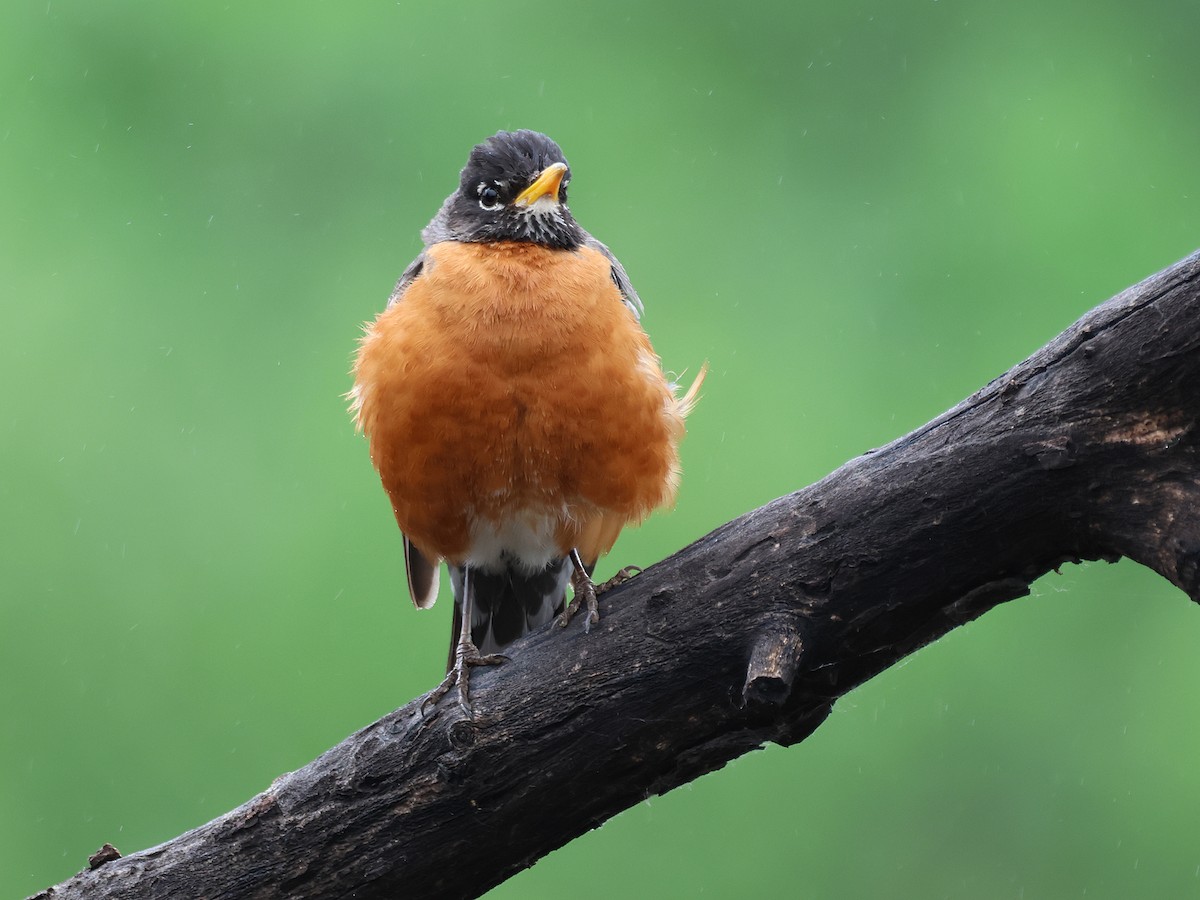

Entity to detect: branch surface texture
[35,250,1200,900]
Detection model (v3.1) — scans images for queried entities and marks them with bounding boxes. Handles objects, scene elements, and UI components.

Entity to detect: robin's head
[424,130,586,250]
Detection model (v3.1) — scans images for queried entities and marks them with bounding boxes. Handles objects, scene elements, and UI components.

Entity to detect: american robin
[351,130,704,709]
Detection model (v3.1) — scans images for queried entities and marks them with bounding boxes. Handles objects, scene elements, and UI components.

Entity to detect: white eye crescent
[477,182,502,211]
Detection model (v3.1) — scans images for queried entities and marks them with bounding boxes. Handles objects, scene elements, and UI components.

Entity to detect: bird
[350,129,704,711]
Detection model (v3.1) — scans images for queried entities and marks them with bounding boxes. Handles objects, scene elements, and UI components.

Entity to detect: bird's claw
[558,561,643,632]
[422,642,506,717]
[558,567,599,632]
[597,565,641,594]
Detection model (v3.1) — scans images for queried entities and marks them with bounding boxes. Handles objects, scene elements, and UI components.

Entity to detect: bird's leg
[424,566,505,716]
[558,548,600,633]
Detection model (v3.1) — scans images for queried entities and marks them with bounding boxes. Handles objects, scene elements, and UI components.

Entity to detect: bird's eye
[477,183,503,211]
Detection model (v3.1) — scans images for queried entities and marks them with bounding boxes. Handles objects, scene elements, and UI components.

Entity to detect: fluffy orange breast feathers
[352,239,702,584]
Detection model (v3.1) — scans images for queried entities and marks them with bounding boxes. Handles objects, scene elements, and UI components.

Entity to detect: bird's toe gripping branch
[423,641,507,717]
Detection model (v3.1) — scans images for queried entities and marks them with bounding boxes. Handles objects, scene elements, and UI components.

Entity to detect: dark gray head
[422,130,586,250]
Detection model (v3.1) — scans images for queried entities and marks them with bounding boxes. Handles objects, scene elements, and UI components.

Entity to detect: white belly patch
[466,507,567,574]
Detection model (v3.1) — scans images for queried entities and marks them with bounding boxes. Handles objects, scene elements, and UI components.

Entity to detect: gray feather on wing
[583,235,643,319]
[403,536,439,609]
[386,251,426,308]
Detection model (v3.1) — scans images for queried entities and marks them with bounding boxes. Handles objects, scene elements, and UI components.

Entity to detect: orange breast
[352,241,691,567]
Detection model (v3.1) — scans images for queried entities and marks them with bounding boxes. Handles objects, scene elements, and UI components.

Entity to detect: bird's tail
[446,559,573,671]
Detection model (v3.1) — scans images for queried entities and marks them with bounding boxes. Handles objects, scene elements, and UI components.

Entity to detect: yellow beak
[513,162,568,207]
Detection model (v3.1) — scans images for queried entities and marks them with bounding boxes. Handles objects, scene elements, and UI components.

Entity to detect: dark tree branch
[35,251,1200,900]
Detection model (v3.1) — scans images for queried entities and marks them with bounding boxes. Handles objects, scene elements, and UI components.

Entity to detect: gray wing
[404,536,439,610]
[386,250,427,308]
[384,249,442,608]
[386,192,459,309]
[584,235,644,319]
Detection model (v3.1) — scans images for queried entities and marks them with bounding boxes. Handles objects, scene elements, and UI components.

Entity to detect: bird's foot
[423,641,506,716]
[558,566,600,633]
[597,565,641,594]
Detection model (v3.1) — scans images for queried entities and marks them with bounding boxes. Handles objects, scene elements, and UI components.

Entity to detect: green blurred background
[3,0,1199,896]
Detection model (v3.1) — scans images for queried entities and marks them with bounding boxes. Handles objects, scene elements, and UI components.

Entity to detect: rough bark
[33,250,1200,900]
